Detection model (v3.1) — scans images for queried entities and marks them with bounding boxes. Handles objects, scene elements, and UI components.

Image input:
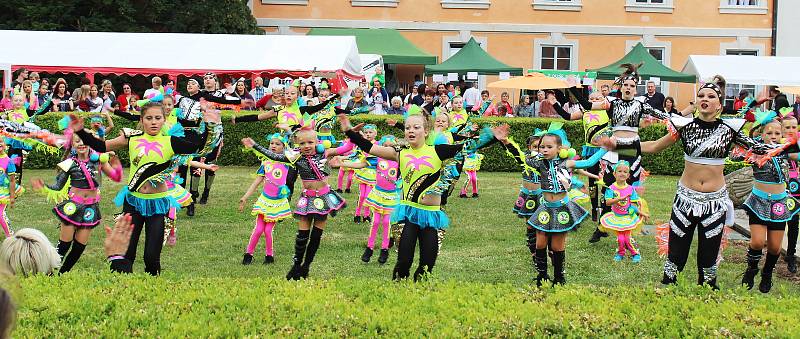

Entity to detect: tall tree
[0,0,262,34]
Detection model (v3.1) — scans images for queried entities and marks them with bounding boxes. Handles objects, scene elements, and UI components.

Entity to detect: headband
[542,121,570,148]
[187,79,199,86]
[363,124,377,131]
[266,132,289,145]
[89,115,103,123]
[752,109,778,130]
[698,82,722,99]
[204,72,217,79]
[378,135,396,145]
[612,160,631,171]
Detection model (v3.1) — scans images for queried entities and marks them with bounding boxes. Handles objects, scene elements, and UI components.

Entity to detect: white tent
[0,30,362,79]
[0,63,10,90]
[682,55,800,86]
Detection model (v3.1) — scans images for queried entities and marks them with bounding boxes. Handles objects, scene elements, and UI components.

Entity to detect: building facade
[253,0,777,107]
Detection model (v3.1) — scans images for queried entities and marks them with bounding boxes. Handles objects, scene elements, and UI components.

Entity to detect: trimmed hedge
[23,113,727,175]
[12,273,800,337]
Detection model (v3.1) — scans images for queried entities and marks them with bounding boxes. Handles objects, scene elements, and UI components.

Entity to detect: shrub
[22,113,742,175]
[13,273,800,337]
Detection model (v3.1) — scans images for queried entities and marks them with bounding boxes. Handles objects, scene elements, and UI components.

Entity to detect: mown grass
[6,168,800,337]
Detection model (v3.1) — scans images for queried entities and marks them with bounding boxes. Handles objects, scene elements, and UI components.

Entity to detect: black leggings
[394,222,439,281]
[585,162,600,221]
[285,167,298,201]
[788,214,799,258]
[123,201,166,276]
[662,202,726,286]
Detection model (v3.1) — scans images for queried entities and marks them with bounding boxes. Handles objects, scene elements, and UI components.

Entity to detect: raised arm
[72,116,128,152]
[642,102,670,120]
[339,114,398,161]
[202,91,241,105]
[567,148,608,169]
[641,134,678,154]
[241,138,294,163]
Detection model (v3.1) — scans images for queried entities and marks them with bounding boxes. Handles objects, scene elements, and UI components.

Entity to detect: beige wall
[255,0,772,29]
[254,0,774,106]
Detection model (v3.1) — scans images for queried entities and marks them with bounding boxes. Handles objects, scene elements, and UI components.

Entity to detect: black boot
[57,240,71,257]
[552,250,566,286]
[187,190,199,217]
[198,189,210,205]
[345,188,351,193]
[742,247,762,290]
[287,230,310,280]
[242,253,253,265]
[264,255,274,264]
[300,227,324,279]
[534,248,549,287]
[59,241,86,274]
[787,255,797,274]
[335,189,343,193]
[354,215,362,223]
[525,226,536,255]
[378,249,389,265]
[588,228,608,243]
[760,252,779,293]
[361,247,373,263]
[363,216,372,224]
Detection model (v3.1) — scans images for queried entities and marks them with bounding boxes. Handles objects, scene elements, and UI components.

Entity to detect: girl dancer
[496,123,609,286]
[640,75,796,289]
[459,152,483,198]
[739,112,799,293]
[4,94,51,182]
[505,131,545,255]
[241,126,351,280]
[783,114,799,274]
[353,125,378,224]
[341,136,400,265]
[31,136,123,273]
[0,140,19,238]
[69,102,223,275]
[599,161,648,263]
[339,108,499,281]
[239,133,292,265]
[568,66,668,243]
[553,90,610,222]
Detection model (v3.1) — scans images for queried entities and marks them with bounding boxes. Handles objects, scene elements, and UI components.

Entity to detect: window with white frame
[637,47,665,95]
[351,0,399,7]
[441,0,490,9]
[261,0,308,5]
[540,45,572,71]
[719,0,766,14]
[726,49,759,56]
[724,83,757,111]
[723,49,759,109]
[532,0,582,11]
[625,0,673,13]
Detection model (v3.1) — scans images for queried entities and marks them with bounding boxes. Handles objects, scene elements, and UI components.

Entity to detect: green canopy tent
[589,43,696,83]
[424,38,522,75]
[307,28,437,65]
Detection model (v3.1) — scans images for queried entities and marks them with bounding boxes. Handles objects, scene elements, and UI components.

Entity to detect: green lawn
[8,168,797,288]
[7,168,800,336]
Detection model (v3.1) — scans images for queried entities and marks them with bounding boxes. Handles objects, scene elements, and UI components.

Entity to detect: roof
[307,28,437,65]
[424,38,522,76]
[0,30,363,78]
[590,43,696,83]
[683,55,800,86]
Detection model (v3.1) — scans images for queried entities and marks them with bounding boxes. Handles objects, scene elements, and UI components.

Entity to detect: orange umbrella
[487,72,571,90]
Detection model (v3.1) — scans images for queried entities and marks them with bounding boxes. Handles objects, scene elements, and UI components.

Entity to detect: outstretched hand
[241,137,256,149]
[338,113,353,132]
[597,136,616,150]
[67,114,85,133]
[30,178,45,191]
[490,123,510,143]
[386,119,397,127]
[105,214,134,257]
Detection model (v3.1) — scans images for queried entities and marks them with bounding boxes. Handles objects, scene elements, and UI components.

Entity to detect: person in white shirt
[142,76,163,99]
[462,82,481,111]
[249,77,267,102]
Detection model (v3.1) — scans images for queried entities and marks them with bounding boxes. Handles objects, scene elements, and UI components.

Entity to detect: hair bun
[711,75,726,91]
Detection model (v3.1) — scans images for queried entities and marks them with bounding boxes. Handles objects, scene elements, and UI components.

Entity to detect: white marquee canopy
[0,30,363,79]
[683,55,800,86]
